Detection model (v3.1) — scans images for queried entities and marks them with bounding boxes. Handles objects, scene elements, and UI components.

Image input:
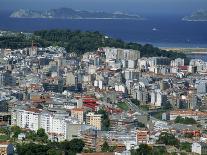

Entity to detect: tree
[83,148,94,153]
[47,148,62,155]
[152,146,167,155]
[97,109,110,131]
[68,139,85,153]
[175,116,197,124]
[36,128,48,143]
[26,130,36,141]
[0,127,9,135]
[157,132,179,147]
[179,142,192,152]
[131,99,140,106]
[37,128,46,137]
[131,144,152,155]
[101,141,116,152]
[16,143,50,155]
[162,101,172,110]
[11,125,21,138]
[101,141,110,152]
[16,138,84,155]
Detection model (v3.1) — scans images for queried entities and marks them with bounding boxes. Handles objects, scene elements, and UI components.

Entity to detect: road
[125,98,160,122]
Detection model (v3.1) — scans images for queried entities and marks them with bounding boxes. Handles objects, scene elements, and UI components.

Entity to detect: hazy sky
[1,0,207,15]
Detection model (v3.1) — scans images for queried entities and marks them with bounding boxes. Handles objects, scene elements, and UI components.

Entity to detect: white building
[124,69,139,80]
[171,58,184,67]
[103,47,140,61]
[137,58,148,71]
[150,89,167,107]
[192,142,207,155]
[15,108,41,131]
[115,84,126,93]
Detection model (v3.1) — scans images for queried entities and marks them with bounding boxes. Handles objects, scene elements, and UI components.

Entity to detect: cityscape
[0,0,207,155]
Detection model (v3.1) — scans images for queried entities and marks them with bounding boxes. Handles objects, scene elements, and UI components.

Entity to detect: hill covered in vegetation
[0,29,187,60]
[10,8,143,20]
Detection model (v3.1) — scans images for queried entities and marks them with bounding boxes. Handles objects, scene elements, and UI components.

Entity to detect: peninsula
[10,8,143,20]
[182,10,207,21]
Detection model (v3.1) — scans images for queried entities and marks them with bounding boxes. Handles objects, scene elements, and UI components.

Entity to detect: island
[182,10,207,21]
[10,8,144,20]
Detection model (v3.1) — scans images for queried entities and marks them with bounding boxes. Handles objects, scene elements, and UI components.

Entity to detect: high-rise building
[15,108,40,131]
[86,112,102,130]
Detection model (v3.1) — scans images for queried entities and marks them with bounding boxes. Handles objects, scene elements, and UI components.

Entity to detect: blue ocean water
[187,54,207,62]
[0,11,207,48]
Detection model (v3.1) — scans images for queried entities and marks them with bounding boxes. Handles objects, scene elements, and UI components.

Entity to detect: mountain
[10,8,143,20]
[183,10,207,21]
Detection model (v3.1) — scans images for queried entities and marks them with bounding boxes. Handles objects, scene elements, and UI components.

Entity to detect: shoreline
[160,47,207,54]
[9,16,145,20]
[182,18,207,22]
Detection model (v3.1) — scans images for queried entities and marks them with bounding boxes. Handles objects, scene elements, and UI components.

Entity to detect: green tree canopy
[131,144,153,155]
[101,141,110,152]
[157,132,179,147]
[179,142,192,152]
[68,138,85,153]
[11,125,21,138]
[175,116,197,124]
[36,128,48,143]
[97,109,110,131]
[16,139,85,155]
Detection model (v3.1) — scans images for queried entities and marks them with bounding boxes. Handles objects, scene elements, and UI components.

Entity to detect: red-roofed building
[178,66,188,71]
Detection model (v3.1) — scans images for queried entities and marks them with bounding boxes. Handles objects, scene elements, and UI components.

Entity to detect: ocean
[0,11,207,48]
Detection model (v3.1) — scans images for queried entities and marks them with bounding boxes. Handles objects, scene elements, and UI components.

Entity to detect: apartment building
[71,108,84,123]
[136,129,150,144]
[15,108,40,131]
[86,112,102,130]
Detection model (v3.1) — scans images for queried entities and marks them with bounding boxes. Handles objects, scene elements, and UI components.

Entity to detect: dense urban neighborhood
[0,30,207,155]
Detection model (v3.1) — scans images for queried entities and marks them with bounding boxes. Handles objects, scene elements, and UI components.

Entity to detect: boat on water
[152,27,157,31]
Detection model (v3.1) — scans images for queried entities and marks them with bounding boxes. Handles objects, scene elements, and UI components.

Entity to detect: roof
[170,110,207,117]
[178,66,188,70]
[26,108,41,113]
[71,108,84,112]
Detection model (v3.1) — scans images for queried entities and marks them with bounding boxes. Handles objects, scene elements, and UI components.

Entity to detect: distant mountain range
[10,8,143,20]
[183,10,207,21]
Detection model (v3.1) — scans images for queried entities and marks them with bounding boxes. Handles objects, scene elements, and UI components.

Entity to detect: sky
[1,0,207,15]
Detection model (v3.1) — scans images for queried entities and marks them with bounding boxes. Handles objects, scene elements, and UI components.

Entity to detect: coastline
[9,16,145,20]
[160,47,207,54]
[182,18,207,22]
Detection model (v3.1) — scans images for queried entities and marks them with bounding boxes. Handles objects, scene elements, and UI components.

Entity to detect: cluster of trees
[130,99,140,106]
[16,138,85,155]
[131,144,167,155]
[0,29,187,60]
[101,141,116,152]
[179,142,192,152]
[11,125,21,139]
[97,109,110,131]
[131,133,192,155]
[10,126,48,143]
[26,128,48,143]
[157,132,179,147]
[0,33,33,49]
[174,116,197,124]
